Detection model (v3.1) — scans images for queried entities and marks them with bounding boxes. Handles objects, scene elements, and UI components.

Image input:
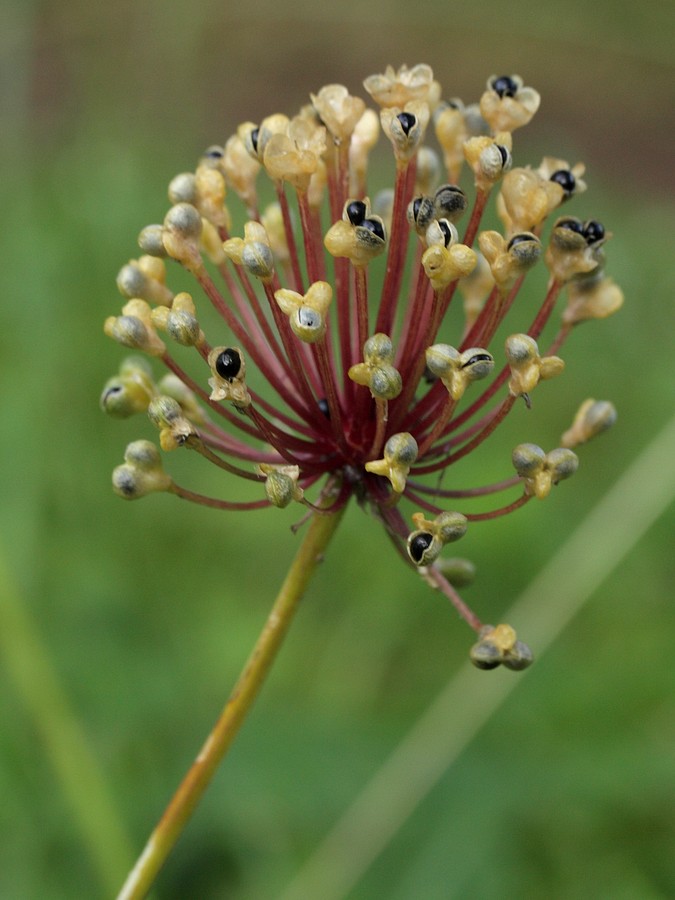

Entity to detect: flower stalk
[101,64,625,894]
[117,501,345,900]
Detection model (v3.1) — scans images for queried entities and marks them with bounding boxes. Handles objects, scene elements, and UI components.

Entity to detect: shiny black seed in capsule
[361,218,385,241]
[409,532,434,563]
[203,145,224,159]
[215,348,241,381]
[318,398,330,418]
[396,112,417,135]
[249,128,260,154]
[556,218,585,235]
[583,220,605,244]
[491,75,518,98]
[462,353,492,368]
[346,200,367,226]
[550,169,576,196]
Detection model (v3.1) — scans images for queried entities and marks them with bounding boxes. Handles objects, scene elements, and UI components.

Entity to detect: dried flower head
[102,64,622,669]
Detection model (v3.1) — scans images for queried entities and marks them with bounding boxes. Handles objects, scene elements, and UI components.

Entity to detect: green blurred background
[1,1,674,897]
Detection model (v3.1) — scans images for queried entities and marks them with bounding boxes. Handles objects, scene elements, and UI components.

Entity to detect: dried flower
[363,63,436,108]
[310,84,366,143]
[102,64,622,671]
[479,75,541,133]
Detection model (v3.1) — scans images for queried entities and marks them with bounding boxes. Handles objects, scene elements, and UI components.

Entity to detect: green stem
[117,503,347,900]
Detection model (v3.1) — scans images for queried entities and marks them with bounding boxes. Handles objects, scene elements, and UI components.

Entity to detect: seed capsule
[507,233,534,250]
[470,641,501,670]
[137,224,167,257]
[556,217,585,236]
[202,144,224,162]
[360,217,385,242]
[294,307,324,341]
[561,399,617,448]
[435,557,476,587]
[461,352,492,368]
[168,172,197,205]
[208,346,250,406]
[407,511,468,567]
[407,195,436,234]
[365,432,418,493]
[502,641,534,671]
[433,184,467,222]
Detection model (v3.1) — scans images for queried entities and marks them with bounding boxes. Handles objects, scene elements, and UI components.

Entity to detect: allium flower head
[102,66,623,668]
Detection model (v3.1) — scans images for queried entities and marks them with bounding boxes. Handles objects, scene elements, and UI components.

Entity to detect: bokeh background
[1,0,674,897]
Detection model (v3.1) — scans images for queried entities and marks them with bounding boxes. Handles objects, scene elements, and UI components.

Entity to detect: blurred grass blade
[0,546,133,894]
[281,412,675,900]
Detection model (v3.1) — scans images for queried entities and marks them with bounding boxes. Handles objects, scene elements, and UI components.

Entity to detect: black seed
[583,220,605,244]
[203,145,224,159]
[496,144,510,167]
[491,75,518,98]
[462,353,492,368]
[556,217,584,235]
[410,532,434,563]
[438,220,453,247]
[412,197,423,220]
[346,200,367,226]
[550,168,576,196]
[318,398,330,418]
[507,233,533,250]
[361,218,385,242]
[249,128,260,154]
[215,348,241,380]
[396,112,417,135]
